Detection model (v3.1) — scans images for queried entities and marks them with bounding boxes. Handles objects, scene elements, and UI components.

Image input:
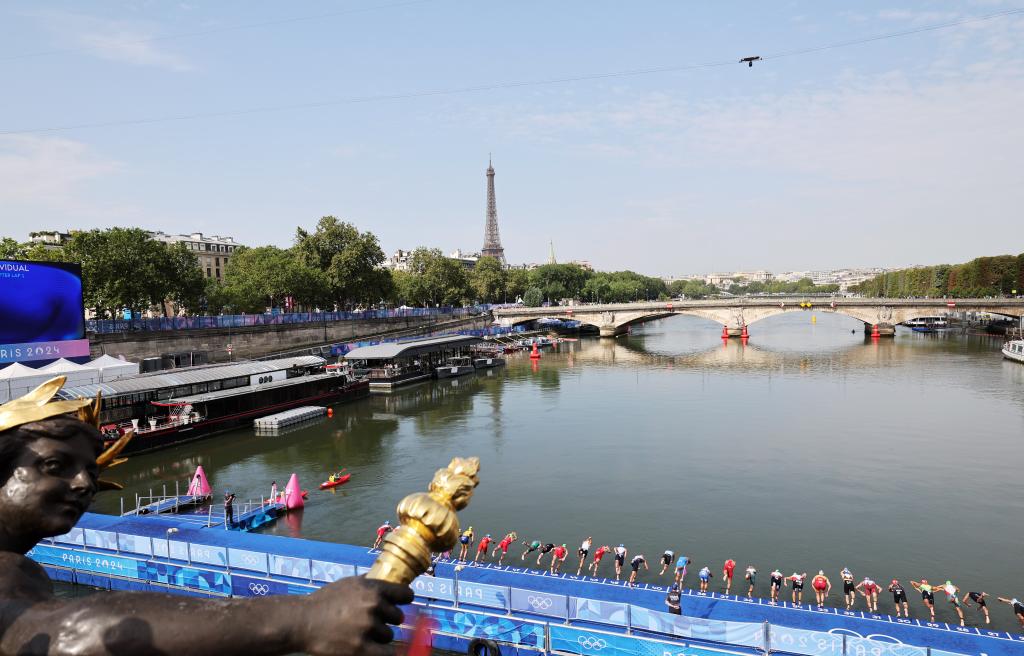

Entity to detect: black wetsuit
[630,556,646,572]
[968,592,986,607]
[770,573,783,590]
[539,543,555,555]
[890,583,907,604]
[843,578,856,595]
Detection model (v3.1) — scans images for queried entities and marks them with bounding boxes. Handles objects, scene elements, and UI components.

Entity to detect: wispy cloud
[0,135,121,210]
[27,10,192,71]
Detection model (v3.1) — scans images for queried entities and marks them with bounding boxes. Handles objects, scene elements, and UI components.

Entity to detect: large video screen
[0,260,89,364]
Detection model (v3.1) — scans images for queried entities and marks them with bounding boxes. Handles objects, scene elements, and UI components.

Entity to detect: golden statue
[367,456,480,585]
[0,375,133,489]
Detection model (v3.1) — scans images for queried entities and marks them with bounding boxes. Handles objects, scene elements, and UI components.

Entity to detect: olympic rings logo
[248,583,270,595]
[577,637,608,650]
[243,554,261,565]
[527,595,553,610]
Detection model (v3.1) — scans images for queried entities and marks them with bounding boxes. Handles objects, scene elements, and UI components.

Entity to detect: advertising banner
[0,260,87,364]
[510,586,569,619]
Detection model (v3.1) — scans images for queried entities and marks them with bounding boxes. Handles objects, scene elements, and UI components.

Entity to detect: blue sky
[1,1,1022,276]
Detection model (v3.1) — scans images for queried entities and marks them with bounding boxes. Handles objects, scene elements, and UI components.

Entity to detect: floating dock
[254,406,326,431]
[30,512,1021,656]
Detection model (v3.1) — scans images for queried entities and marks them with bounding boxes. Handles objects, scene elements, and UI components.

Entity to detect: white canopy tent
[3,359,99,403]
[82,354,139,382]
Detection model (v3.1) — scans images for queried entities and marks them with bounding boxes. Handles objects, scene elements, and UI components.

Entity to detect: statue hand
[301,576,413,656]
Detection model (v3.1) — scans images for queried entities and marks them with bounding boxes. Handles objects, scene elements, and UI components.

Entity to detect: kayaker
[474,534,494,563]
[576,536,593,575]
[722,558,736,593]
[996,597,1024,628]
[811,570,831,608]
[665,583,682,615]
[841,567,856,610]
[628,554,648,587]
[659,549,674,576]
[457,526,475,561]
[856,577,880,613]
[491,532,517,565]
[674,554,690,585]
[520,539,542,561]
[962,590,990,624]
[910,579,937,621]
[787,571,808,605]
[698,565,713,592]
[889,579,910,618]
[769,569,784,604]
[550,544,568,574]
[372,520,392,549]
[536,542,556,565]
[590,545,611,576]
[613,544,628,580]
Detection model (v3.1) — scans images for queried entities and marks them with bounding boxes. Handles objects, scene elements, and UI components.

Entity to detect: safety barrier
[86,306,488,334]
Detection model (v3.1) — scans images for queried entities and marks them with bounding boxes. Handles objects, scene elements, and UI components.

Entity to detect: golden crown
[0,375,133,490]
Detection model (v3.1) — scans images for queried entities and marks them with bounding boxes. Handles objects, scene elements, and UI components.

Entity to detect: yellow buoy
[811,315,816,324]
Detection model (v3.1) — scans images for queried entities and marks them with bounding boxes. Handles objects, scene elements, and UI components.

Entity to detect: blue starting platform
[30,513,1022,656]
[123,493,210,516]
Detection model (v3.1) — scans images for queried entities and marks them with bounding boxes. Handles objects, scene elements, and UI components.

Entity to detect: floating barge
[31,512,1021,656]
[345,335,483,391]
[254,406,327,431]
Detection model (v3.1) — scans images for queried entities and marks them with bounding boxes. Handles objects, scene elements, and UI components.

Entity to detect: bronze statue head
[0,376,133,554]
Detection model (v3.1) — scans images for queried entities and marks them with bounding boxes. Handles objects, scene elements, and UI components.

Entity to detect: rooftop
[344,335,482,361]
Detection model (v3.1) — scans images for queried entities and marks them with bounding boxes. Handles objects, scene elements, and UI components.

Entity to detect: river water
[93,312,1024,630]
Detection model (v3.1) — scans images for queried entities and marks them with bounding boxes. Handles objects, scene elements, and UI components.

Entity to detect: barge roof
[344,335,482,361]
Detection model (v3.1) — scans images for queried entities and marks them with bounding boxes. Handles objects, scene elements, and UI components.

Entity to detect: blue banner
[412,575,455,602]
[629,605,763,649]
[845,636,927,656]
[510,586,569,619]
[231,574,316,598]
[457,580,508,610]
[769,625,845,656]
[116,533,152,556]
[268,554,311,579]
[228,548,268,574]
[28,544,145,580]
[419,606,545,649]
[550,625,636,656]
[83,528,118,551]
[571,597,629,627]
[145,562,231,596]
[311,560,355,583]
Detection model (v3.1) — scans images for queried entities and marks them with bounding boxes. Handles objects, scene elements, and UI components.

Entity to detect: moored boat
[435,356,475,379]
[905,316,948,332]
[1002,339,1024,363]
[473,355,506,369]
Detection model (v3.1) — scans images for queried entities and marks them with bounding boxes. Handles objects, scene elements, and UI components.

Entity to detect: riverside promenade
[29,512,1021,656]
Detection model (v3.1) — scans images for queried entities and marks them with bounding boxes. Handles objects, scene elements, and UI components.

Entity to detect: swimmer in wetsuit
[550,544,568,574]
[458,526,475,561]
[474,534,494,563]
[962,590,990,624]
[997,597,1024,628]
[722,558,736,594]
[889,580,910,618]
[577,536,592,575]
[614,544,628,580]
[491,531,517,565]
[659,549,674,576]
[590,545,611,576]
[745,565,758,597]
[910,579,936,621]
[788,572,808,605]
[769,569,784,604]
[628,554,648,587]
[521,539,542,561]
[674,554,690,586]
[940,581,965,626]
[698,566,714,592]
[372,520,392,549]
[856,577,880,613]
[841,568,856,610]
[536,542,556,565]
[811,571,831,608]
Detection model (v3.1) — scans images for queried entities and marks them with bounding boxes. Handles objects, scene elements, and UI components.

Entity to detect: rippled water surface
[94,312,1024,629]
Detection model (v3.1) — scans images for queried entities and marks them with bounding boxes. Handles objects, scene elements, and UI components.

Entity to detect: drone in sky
[739,56,762,67]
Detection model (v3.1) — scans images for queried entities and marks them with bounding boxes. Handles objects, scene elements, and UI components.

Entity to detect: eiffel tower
[481,157,506,265]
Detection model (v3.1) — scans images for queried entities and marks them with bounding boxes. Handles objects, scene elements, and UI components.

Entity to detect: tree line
[850,254,1024,298]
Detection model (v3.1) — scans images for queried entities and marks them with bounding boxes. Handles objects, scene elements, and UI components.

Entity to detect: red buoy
[721,325,729,339]
[529,343,541,359]
[327,408,334,418]
[740,324,749,339]
[871,324,880,338]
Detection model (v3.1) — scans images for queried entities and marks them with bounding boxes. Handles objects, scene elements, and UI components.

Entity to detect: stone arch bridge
[493,297,1024,338]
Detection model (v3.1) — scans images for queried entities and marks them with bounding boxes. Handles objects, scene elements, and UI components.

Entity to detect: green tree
[402,248,471,306]
[0,238,26,259]
[470,256,507,303]
[523,287,544,307]
[506,268,529,303]
[161,242,207,315]
[527,264,591,302]
[294,216,388,307]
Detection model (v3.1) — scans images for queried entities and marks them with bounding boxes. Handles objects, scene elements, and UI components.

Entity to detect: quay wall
[89,314,493,362]
[32,513,1022,656]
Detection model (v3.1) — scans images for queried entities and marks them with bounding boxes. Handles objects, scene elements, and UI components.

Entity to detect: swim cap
[619,544,624,547]
[892,579,898,585]
[384,520,390,525]
[818,570,824,575]
[562,544,567,548]
[946,580,952,586]
[486,534,491,538]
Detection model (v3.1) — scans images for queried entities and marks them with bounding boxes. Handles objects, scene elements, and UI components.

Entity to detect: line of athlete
[374,523,1024,629]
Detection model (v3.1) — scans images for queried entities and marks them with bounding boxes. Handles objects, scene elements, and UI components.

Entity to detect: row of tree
[850,254,1024,298]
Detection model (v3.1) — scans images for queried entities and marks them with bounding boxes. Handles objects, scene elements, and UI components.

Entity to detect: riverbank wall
[89,314,494,362]
[33,512,1021,656]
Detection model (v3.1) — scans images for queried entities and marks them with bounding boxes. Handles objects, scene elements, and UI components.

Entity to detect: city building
[383,249,413,272]
[149,231,242,280]
[449,249,480,270]
[27,230,72,250]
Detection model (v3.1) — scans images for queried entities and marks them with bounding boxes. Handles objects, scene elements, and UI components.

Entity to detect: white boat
[905,316,948,332]
[1002,339,1024,363]
[435,356,476,379]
